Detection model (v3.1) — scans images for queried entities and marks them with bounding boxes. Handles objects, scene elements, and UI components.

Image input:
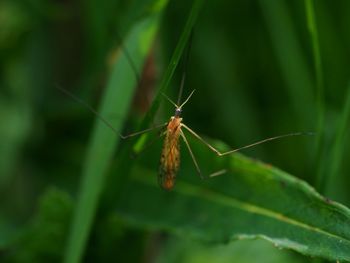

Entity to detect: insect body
[159,115,182,190]
[156,90,213,190]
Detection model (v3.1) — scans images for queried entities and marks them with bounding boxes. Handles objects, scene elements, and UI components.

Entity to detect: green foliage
[1,0,350,262]
[116,136,350,261]
[156,238,306,263]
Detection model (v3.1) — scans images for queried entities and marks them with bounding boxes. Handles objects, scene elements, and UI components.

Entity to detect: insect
[57,32,313,191]
[118,88,311,190]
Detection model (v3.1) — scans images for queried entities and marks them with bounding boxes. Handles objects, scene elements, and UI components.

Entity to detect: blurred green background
[1,0,350,262]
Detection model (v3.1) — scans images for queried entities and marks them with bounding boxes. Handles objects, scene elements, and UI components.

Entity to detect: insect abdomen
[159,124,181,190]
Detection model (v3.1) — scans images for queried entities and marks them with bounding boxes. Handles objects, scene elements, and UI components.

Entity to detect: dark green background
[1,0,349,262]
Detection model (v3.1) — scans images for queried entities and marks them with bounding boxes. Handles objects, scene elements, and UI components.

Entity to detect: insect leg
[56,84,167,140]
[56,84,125,136]
[208,169,227,178]
[182,123,314,157]
[180,130,203,179]
[120,122,168,139]
[181,130,227,179]
[181,123,223,156]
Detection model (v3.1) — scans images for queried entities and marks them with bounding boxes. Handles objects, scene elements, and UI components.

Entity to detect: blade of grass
[327,84,350,195]
[127,0,204,160]
[305,0,326,193]
[140,0,204,127]
[63,11,164,263]
[260,1,314,129]
[101,0,205,208]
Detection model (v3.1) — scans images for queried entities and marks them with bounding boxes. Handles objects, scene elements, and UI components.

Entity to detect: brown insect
[158,91,199,190]
[119,89,310,190]
[119,91,200,190]
[57,81,312,191]
[57,33,313,191]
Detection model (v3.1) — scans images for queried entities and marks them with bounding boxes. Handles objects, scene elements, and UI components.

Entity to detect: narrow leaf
[63,6,165,263]
[140,0,204,126]
[305,0,326,193]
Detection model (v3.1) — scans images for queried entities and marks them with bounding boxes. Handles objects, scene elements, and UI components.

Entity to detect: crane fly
[158,90,202,190]
[57,84,313,191]
[117,88,313,190]
[56,31,313,191]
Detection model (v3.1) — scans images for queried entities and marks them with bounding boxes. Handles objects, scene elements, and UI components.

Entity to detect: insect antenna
[161,89,196,110]
[161,92,179,108]
[179,89,195,109]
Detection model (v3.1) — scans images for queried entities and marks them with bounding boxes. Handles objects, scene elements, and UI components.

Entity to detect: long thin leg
[209,170,227,177]
[56,84,125,135]
[181,130,227,179]
[181,123,313,157]
[181,123,221,155]
[56,84,168,140]
[180,130,203,179]
[120,122,168,139]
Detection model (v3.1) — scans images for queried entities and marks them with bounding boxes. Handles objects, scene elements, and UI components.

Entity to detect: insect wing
[158,131,180,190]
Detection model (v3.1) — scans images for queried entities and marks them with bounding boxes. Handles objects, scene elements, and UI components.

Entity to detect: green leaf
[305,0,326,193]
[63,4,166,262]
[327,84,350,199]
[115,136,350,262]
[156,237,304,263]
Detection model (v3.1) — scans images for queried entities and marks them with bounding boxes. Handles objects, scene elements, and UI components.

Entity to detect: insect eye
[175,108,182,116]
